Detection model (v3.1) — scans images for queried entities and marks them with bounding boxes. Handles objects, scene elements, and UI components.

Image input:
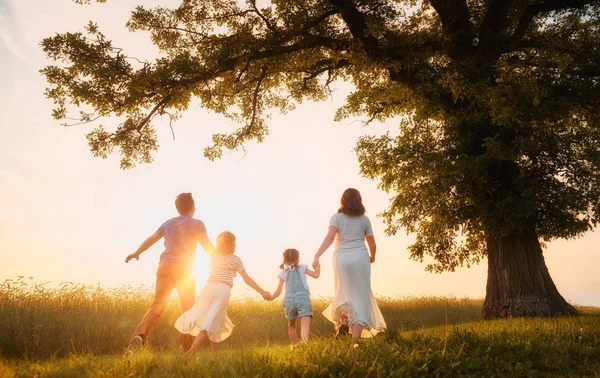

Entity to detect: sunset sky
[1,0,599,306]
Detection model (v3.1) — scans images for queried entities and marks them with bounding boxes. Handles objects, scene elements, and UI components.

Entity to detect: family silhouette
[125,189,386,354]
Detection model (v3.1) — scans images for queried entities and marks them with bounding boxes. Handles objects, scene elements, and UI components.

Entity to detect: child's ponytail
[281,248,300,270]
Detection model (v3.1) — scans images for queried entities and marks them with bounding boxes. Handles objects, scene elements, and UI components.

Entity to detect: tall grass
[2,311,600,377]
[0,278,482,359]
[2,279,599,376]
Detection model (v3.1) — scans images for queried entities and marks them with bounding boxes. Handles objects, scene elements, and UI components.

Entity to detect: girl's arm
[366,235,377,263]
[269,278,285,301]
[305,264,320,278]
[312,226,337,269]
[239,270,270,300]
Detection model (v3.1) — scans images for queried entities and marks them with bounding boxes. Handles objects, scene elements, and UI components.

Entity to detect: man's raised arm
[125,231,162,263]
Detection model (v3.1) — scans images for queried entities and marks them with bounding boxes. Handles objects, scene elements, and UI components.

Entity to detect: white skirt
[174,282,234,343]
[323,248,387,338]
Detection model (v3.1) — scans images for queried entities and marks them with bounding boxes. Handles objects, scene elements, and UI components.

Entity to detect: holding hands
[312,257,320,270]
[261,290,271,301]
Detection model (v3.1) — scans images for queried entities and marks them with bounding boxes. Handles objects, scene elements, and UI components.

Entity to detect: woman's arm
[239,270,270,300]
[312,226,337,269]
[305,264,320,278]
[366,235,377,263]
[269,278,285,300]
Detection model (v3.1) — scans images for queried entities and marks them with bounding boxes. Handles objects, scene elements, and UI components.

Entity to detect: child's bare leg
[186,331,208,355]
[300,316,311,342]
[351,323,363,340]
[288,320,298,344]
[210,341,221,355]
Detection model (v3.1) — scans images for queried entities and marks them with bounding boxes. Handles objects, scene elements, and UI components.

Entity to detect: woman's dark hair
[175,192,195,215]
[338,188,366,216]
[280,248,300,270]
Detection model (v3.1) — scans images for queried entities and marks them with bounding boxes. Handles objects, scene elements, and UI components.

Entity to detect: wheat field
[0,278,598,377]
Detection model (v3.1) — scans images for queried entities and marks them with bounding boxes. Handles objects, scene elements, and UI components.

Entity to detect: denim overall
[283,268,313,320]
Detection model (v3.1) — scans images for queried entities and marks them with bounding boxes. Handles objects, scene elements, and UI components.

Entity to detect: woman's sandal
[336,322,350,337]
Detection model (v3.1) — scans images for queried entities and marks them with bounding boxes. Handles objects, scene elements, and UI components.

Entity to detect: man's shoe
[125,335,144,355]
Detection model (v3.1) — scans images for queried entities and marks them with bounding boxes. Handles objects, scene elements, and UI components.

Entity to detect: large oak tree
[43,0,600,318]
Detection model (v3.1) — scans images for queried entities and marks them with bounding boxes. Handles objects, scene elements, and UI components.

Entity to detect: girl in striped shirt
[175,231,270,354]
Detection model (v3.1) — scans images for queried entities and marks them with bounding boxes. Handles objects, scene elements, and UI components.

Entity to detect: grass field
[1,278,599,377]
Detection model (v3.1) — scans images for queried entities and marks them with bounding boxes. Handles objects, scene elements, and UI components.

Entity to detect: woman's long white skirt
[323,248,386,338]
[174,282,234,343]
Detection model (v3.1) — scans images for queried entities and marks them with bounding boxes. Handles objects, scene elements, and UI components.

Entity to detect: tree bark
[482,229,578,319]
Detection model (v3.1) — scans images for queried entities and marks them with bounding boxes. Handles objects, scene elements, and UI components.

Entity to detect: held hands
[266,291,280,301]
[261,291,271,301]
[125,253,139,263]
[312,256,320,270]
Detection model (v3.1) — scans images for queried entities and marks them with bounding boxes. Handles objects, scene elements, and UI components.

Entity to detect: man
[125,192,214,352]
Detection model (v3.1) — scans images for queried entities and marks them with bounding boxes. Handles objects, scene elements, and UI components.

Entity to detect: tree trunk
[482,229,577,319]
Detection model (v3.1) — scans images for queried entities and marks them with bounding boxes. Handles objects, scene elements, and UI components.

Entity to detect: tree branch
[249,0,276,31]
[327,0,387,60]
[234,59,251,83]
[249,67,267,130]
[299,58,350,91]
[478,0,515,55]
[63,114,103,127]
[512,37,586,56]
[230,66,269,149]
[429,0,475,61]
[137,94,172,132]
[177,35,349,88]
[509,0,596,46]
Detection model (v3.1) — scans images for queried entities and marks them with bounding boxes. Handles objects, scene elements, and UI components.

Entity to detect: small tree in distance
[42,0,600,318]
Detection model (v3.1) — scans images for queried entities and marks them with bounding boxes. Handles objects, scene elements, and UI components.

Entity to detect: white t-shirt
[329,213,373,252]
[277,264,310,291]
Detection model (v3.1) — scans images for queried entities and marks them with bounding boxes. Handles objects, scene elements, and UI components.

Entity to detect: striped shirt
[329,213,373,253]
[208,253,245,287]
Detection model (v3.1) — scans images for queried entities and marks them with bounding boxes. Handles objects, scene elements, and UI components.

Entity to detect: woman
[313,188,386,339]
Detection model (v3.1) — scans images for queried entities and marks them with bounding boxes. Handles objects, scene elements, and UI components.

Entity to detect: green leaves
[43,0,600,271]
[73,0,107,4]
[356,118,487,271]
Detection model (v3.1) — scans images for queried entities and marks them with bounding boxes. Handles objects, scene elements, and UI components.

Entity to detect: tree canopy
[43,0,600,274]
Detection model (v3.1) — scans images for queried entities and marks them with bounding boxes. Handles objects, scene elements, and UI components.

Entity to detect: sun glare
[192,252,210,293]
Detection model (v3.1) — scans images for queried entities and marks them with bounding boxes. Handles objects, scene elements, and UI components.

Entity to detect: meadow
[0,278,599,377]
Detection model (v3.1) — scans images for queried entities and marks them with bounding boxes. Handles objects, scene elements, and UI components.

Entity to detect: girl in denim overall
[269,249,321,343]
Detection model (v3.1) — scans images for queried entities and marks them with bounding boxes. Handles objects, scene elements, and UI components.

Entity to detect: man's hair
[175,193,195,215]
